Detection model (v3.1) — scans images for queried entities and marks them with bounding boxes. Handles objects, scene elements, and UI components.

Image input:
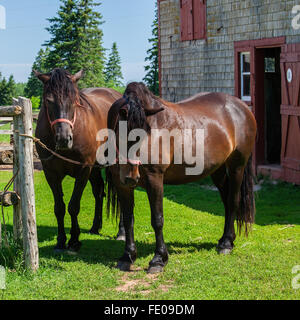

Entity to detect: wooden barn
[158,0,300,184]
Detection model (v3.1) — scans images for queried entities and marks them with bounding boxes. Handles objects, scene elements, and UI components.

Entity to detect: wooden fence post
[18,97,39,272]
[13,98,22,242]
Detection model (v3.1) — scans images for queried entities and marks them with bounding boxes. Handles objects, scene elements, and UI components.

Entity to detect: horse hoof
[66,250,79,256]
[117,261,132,272]
[54,248,66,254]
[218,248,232,255]
[147,265,164,274]
[89,229,100,236]
[116,234,126,241]
[67,241,82,253]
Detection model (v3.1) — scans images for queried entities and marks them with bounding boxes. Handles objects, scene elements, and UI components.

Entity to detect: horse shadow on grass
[37,225,216,269]
[161,182,300,226]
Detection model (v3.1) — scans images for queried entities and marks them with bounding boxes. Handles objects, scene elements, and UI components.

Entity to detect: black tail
[105,168,120,222]
[237,154,256,236]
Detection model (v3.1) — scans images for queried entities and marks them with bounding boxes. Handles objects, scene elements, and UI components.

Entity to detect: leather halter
[115,145,142,166]
[46,101,81,130]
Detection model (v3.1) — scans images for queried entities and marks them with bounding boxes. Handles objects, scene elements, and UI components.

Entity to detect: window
[265,57,276,73]
[180,0,206,41]
[240,52,251,101]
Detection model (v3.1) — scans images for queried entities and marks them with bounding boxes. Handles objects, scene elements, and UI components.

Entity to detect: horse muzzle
[123,176,139,188]
[55,125,73,150]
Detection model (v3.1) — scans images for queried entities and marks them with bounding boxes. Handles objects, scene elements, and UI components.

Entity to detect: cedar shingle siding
[159,0,300,102]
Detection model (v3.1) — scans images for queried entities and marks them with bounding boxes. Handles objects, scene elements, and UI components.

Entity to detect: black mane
[43,68,80,106]
[123,82,156,133]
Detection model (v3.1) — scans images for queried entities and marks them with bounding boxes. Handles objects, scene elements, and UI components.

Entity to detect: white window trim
[240,52,251,102]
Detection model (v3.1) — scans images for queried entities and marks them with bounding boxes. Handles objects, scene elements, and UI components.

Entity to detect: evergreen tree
[143,4,159,96]
[44,0,106,88]
[24,48,49,98]
[0,74,16,105]
[104,42,123,87]
[15,83,26,97]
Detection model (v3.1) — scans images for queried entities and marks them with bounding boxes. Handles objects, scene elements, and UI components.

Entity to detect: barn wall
[159,0,300,102]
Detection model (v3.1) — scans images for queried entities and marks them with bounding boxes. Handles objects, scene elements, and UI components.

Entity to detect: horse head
[35,68,84,151]
[108,82,164,187]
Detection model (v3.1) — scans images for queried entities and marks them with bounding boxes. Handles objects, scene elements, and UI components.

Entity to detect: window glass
[265,57,276,73]
[241,52,251,101]
[242,53,250,73]
[243,75,251,96]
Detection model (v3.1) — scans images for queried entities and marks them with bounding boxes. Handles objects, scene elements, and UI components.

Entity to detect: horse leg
[88,167,104,235]
[43,169,67,252]
[146,174,168,274]
[67,167,91,252]
[116,211,126,241]
[211,165,236,253]
[116,187,136,271]
[217,158,246,254]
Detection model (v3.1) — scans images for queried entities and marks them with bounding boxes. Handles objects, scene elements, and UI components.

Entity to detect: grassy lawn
[0,171,300,300]
[0,123,11,143]
[0,113,38,143]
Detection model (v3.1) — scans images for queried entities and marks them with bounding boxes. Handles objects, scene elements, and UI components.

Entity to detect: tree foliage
[43,0,106,88]
[0,73,16,105]
[24,48,49,98]
[104,42,123,88]
[143,4,159,96]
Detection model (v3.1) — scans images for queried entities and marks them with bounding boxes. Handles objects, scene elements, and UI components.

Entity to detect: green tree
[44,0,106,88]
[143,4,159,96]
[15,83,26,97]
[0,74,16,105]
[104,42,123,88]
[24,48,49,98]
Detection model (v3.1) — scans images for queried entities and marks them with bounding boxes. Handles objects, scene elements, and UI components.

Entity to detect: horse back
[81,88,122,112]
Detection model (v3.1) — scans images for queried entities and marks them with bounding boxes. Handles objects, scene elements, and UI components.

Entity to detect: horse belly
[163,164,216,185]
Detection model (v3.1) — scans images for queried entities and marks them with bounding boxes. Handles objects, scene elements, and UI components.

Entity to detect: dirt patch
[115,271,173,296]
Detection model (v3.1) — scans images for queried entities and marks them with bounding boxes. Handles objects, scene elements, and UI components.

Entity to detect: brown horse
[35,68,124,252]
[107,82,257,273]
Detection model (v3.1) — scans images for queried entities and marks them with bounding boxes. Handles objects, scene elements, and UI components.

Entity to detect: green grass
[0,118,38,143]
[0,123,11,143]
[0,171,300,300]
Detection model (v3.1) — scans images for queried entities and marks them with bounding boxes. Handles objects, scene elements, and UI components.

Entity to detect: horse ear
[34,70,50,83]
[71,70,85,83]
[145,107,164,117]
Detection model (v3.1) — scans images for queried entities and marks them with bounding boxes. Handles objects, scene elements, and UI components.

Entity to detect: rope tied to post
[0,169,19,248]
[18,133,98,167]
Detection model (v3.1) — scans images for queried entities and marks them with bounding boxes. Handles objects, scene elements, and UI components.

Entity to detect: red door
[280,44,300,184]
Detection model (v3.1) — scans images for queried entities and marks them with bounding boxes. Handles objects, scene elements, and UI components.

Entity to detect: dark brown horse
[107,82,257,273]
[35,68,124,252]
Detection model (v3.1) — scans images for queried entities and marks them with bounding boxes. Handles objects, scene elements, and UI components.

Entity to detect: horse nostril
[125,177,138,187]
[69,135,73,142]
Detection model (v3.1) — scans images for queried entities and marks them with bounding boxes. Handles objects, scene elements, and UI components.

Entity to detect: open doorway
[255,46,282,166]
[263,47,281,164]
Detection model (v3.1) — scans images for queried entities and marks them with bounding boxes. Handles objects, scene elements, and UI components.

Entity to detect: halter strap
[49,111,76,129]
[46,101,79,130]
[115,145,142,166]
